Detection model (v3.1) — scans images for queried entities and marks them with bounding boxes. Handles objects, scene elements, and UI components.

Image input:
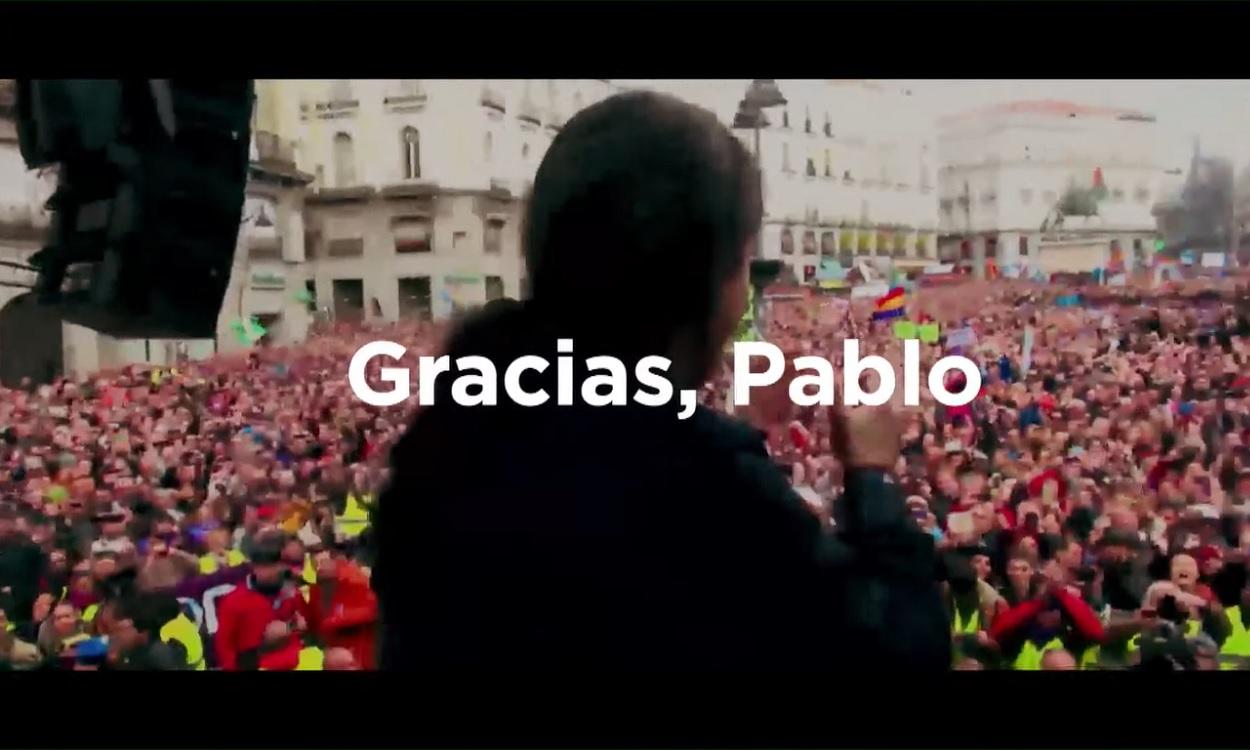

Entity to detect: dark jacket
[375,307,947,672]
[118,640,188,671]
[0,536,45,622]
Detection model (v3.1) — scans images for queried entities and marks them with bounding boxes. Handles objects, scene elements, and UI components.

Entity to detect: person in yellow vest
[335,491,371,540]
[279,536,316,602]
[296,643,325,670]
[198,528,246,574]
[157,599,206,671]
[1214,576,1250,670]
[989,579,1105,671]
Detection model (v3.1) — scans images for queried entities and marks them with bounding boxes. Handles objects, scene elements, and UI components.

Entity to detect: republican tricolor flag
[872,287,907,321]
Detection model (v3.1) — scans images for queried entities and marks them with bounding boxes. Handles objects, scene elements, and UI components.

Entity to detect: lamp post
[733,80,787,326]
[728,81,786,418]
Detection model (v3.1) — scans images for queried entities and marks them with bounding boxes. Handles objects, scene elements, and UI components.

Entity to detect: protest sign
[1021,326,1035,377]
[918,322,941,344]
[946,326,977,350]
[892,320,918,340]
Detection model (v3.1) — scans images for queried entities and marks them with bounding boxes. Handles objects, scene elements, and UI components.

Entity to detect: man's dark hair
[113,593,165,638]
[522,90,762,365]
[249,530,287,565]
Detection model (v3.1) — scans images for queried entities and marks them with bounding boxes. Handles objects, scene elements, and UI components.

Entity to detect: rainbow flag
[872,287,906,321]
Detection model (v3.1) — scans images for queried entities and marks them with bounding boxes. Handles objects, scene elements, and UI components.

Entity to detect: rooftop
[940,99,1154,127]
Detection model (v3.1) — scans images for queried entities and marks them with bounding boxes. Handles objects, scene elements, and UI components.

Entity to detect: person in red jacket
[989,577,1104,667]
[303,545,378,670]
[213,533,304,671]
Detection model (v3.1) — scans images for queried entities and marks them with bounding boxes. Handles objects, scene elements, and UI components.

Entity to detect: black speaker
[749,258,783,289]
[14,79,254,339]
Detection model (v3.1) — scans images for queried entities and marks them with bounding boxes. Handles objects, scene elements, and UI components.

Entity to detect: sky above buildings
[904,80,1250,170]
[624,80,1250,173]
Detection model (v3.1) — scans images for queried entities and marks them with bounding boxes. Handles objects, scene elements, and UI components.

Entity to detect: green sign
[918,322,941,344]
[250,271,286,290]
[893,320,918,340]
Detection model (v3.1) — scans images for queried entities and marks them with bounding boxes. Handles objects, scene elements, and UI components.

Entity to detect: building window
[802,230,817,255]
[960,240,972,261]
[823,113,832,137]
[820,231,836,257]
[485,275,505,302]
[397,276,432,321]
[393,217,432,253]
[985,237,998,259]
[839,229,855,257]
[876,232,890,257]
[484,218,504,255]
[314,165,325,189]
[331,278,365,323]
[803,265,816,283]
[522,142,531,160]
[333,133,356,188]
[303,280,317,312]
[838,242,854,267]
[484,131,493,163]
[1134,186,1150,203]
[1018,236,1029,257]
[782,109,790,129]
[805,157,816,177]
[780,228,795,255]
[804,108,812,134]
[915,234,930,258]
[401,127,421,180]
[326,237,364,258]
[823,150,832,177]
[452,231,468,251]
[1020,189,1033,205]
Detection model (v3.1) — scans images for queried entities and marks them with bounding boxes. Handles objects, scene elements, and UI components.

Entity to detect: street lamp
[733,80,786,326]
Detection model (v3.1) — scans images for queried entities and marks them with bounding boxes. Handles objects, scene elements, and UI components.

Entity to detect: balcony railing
[517,99,542,126]
[385,81,428,109]
[326,237,364,258]
[310,98,359,119]
[253,131,296,169]
[480,86,506,113]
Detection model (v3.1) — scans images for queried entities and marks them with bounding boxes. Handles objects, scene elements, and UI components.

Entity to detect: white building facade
[938,100,1165,277]
[723,81,939,281]
[636,80,940,283]
[287,79,618,323]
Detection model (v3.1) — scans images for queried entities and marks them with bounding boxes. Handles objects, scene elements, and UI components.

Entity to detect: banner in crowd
[1202,252,1226,269]
[892,320,918,339]
[850,282,890,300]
[918,322,941,344]
[1021,325,1035,377]
[816,258,845,281]
[946,326,977,350]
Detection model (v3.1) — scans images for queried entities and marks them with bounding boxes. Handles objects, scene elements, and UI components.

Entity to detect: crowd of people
[0,322,437,670]
[725,276,1250,670]
[2,266,1250,670]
